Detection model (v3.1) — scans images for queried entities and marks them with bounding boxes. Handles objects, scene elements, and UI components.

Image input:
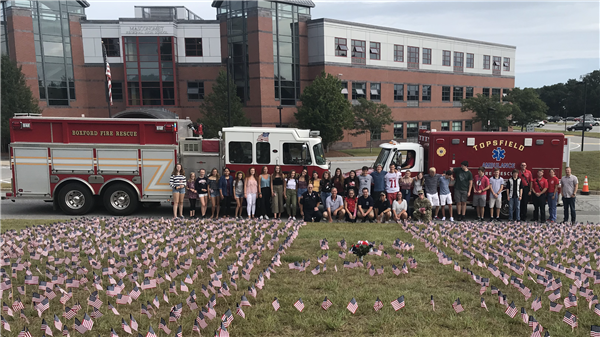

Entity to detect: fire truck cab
[7,115,329,216]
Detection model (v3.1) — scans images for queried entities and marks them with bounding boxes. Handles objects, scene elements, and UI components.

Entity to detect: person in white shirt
[384,163,401,203]
[392,192,408,221]
[323,187,345,223]
[488,168,505,221]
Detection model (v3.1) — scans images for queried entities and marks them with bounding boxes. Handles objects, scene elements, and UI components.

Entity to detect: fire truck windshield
[373,148,391,169]
[313,144,326,166]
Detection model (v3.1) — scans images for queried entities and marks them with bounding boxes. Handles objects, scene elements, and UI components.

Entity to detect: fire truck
[370,129,570,217]
[7,115,329,215]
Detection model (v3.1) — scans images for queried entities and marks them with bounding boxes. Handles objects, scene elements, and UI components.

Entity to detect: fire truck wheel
[57,182,95,215]
[103,183,139,216]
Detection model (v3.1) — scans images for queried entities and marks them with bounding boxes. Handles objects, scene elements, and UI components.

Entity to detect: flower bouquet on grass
[349,240,374,262]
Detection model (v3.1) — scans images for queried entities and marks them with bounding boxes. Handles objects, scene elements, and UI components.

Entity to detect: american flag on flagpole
[101,40,113,106]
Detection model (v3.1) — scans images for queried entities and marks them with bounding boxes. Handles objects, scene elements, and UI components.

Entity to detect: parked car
[584,119,599,126]
[548,116,563,122]
[574,117,581,121]
[567,122,593,131]
[566,117,575,121]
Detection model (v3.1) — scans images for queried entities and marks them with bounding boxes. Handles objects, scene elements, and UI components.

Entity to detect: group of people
[168,160,579,224]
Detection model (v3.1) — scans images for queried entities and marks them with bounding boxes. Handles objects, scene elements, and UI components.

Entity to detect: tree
[461,93,510,131]
[504,87,548,131]
[351,98,393,152]
[1,55,41,151]
[295,71,353,151]
[535,70,600,119]
[536,83,567,118]
[197,70,250,139]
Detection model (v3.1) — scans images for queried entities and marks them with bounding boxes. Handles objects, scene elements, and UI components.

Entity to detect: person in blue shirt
[370,164,387,198]
[438,170,455,221]
[219,167,234,218]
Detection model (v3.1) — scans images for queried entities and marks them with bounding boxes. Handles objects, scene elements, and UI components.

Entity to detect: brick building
[2,0,516,148]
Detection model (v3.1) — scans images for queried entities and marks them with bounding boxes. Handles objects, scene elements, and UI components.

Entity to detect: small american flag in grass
[272,298,280,311]
[145,326,157,337]
[347,298,358,314]
[505,301,517,318]
[564,293,577,308]
[373,297,383,312]
[235,303,245,319]
[391,296,405,311]
[532,296,542,311]
[531,325,541,337]
[158,318,170,334]
[221,309,234,327]
[431,296,435,311]
[591,325,600,337]
[521,307,528,324]
[550,301,563,312]
[594,303,600,316]
[294,298,305,312]
[480,297,487,311]
[121,319,132,335]
[321,297,332,311]
[452,298,464,313]
[562,311,577,330]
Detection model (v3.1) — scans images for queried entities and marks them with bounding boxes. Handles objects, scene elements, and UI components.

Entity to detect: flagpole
[101,40,112,118]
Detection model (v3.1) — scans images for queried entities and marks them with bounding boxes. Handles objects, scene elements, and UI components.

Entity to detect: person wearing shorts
[424,167,442,220]
[384,164,400,203]
[473,167,490,222]
[452,161,473,221]
[488,168,504,221]
[438,170,454,221]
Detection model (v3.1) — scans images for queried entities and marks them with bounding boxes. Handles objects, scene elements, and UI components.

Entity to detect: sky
[84,0,600,88]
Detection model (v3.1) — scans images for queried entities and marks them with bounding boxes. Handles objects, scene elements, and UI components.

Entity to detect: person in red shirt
[530,169,548,222]
[546,168,560,222]
[344,189,358,223]
[473,167,490,222]
[519,162,534,221]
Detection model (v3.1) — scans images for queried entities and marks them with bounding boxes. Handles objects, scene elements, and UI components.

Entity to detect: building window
[441,121,450,131]
[351,39,366,64]
[492,56,501,72]
[407,46,419,69]
[393,84,404,101]
[453,87,463,101]
[483,55,490,69]
[352,82,366,100]
[393,122,403,139]
[442,86,451,101]
[369,42,380,60]
[492,88,501,100]
[465,120,473,131]
[371,130,381,140]
[407,85,419,101]
[421,122,431,130]
[442,50,451,66]
[112,82,123,101]
[185,38,203,57]
[187,81,205,100]
[406,122,419,139]
[341,81,348,99]
[256,142,271,164]
[124,36,176,106]
[370,83,381,100]
[422,48,432,64]
[272,3,301,106]
[452,121,462,131]
[503,57,510,71]
[466,87,474,98]
[422,85,431,101]
[454,52,464,68]
[393,45,403,62]
[466,53,474,68]
[229,141,252,164]
[502,88,509,99]
[335,37,347,57]
[102,38,120,57]
[482,88,490,97]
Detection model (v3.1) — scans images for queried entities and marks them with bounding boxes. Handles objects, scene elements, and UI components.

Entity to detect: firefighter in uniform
[301,183,322,222]
[412,190,432,222]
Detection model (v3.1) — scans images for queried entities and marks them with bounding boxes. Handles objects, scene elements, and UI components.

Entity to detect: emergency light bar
[156,123,177,132]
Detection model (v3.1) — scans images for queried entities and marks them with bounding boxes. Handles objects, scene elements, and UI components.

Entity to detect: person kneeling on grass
[301,183,322,222]
[344,189,358,223]
[375,192,392,223]
[413,190,432,222]
[357,188,375,222]
[323,187,345,222]
[392,192,408,221]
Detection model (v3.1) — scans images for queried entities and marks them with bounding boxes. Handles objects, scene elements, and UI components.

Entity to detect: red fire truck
[370,129,570,217]
[7,115,329,215]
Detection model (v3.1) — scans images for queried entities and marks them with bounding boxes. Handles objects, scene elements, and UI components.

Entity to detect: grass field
[0,219,597,337]
[0,219,65,232]
[535,128,600,139]
[567,151,600,191]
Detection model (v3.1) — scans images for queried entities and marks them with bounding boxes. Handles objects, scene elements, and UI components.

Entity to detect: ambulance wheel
[57,182,95,215]
[500,198,510,219]
[103,183,139,216]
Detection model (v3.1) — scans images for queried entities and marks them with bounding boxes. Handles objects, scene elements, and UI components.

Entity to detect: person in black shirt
[357,187,375,222]
[374,192,392,223]
[301,183,322,222]
[344,170,360,197]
